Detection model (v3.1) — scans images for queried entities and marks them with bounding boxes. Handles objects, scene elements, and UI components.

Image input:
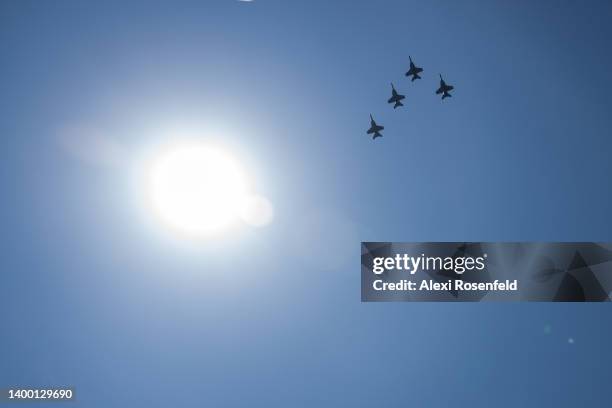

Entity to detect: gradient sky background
[2,1,612,407]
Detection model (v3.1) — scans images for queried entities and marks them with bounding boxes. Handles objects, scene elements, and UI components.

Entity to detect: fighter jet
[366,114,384,140]
[436,74,454,99]
[405,56,423,81]
[387,83,405,109]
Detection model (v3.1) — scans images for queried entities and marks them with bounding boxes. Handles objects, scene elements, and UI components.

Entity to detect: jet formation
[367,56,454,140]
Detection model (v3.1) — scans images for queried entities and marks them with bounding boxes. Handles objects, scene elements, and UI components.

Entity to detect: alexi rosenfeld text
[371,253,518,292]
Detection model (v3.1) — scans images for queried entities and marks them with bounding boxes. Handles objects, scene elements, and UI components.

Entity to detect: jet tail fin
[411,73,421,81]
[394,101,403,109]
[372,132,382,139]
[442,92,452,100]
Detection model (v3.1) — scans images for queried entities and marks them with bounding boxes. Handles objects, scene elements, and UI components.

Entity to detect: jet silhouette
[387,83,405,109]
[436,74,454,99]
[405,56,423,81]
[367,114,384,139]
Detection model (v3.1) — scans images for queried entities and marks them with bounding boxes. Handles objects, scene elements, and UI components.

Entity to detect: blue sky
[1,1,612,406]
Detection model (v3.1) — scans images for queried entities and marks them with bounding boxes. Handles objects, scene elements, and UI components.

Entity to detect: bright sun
[148,144,248,235]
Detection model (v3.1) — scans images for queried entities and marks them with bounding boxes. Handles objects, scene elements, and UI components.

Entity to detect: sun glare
[148,144,248,235]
